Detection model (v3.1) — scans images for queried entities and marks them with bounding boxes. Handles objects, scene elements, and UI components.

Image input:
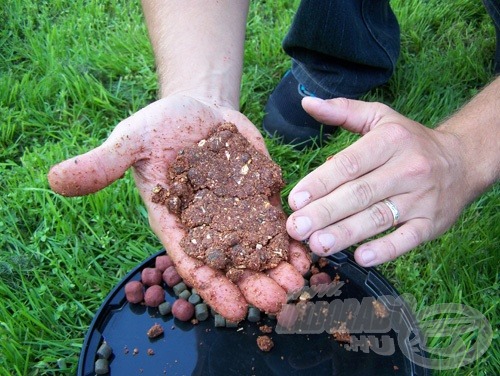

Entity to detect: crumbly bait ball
[317,257,329,269]
[331,321,351,344]
[152,123,290,279]
[124,281,144,304]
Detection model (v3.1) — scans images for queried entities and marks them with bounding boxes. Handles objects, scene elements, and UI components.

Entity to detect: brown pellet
[163,266,182,287]
[141,267,163,286]
[124,281,144,304]
[144,285,165,307]
[172,298,195,321]
[155,255,174,272]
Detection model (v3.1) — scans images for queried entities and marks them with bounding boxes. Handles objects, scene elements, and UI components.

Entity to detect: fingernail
[293,216,312,237]
[361,249,376,264]
[303,96,324,105]
[291,191,311,209]
[318,233,335,251]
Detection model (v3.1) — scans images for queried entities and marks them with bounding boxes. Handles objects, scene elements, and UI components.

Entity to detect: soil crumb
[147,323,164,339]
[372,300,389,318]
[256,335,274,352]
[259,324,273,334]
[331,321,351,344]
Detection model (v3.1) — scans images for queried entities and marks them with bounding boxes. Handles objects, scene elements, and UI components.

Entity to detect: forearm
[438,76,500,200]
[141,0,250,109]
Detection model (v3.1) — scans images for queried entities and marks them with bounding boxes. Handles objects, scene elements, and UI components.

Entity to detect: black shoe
[262,70,335,148]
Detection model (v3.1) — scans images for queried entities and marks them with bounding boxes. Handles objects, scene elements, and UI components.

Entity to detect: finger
[286,154,419,241]
[276,303,300,329]
[287,240,312,276]
[288,121,410,212]
[266,262,304,294]
[237,270,287,314]
[301,96,399,135]
[187,265,249,322]
[288,100,409,210]
[148,200,292,320]
[150,206,249,322]
[353,218,433,267]
[307,199,404,256]
[48,125,141,197]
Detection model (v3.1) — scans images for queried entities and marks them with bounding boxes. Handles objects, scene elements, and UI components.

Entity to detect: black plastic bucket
[78,250,431,375]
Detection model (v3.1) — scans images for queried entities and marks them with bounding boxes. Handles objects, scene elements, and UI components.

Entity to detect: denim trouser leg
[483,0,500,73]
[282,0,400,99]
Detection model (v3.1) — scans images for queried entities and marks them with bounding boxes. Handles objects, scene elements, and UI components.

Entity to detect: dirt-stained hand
[48,95,310,322]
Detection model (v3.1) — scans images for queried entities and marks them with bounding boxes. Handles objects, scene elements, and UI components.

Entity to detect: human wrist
[436,78,500,200]
[158,70,241,111]
[437,121,500,203]
[142,1,249,112]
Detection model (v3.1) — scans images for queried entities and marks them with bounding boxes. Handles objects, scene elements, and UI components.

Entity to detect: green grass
[1,0,498,374]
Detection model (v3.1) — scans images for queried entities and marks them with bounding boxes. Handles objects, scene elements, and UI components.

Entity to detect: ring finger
[307,196,406,256]
[286,162,411,241]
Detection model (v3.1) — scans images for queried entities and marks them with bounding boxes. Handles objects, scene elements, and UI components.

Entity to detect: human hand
[287,97,470,267]
[48,94,310,322]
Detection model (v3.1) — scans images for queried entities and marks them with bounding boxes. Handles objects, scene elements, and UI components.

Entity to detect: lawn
[0,0,498,375]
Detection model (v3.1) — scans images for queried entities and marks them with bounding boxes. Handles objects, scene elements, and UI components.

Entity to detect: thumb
[302,96,398,135]
[48,126,140,197]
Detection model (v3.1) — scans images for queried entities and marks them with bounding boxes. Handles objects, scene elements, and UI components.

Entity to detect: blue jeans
[484,0,500,73]
[283,0,500,99]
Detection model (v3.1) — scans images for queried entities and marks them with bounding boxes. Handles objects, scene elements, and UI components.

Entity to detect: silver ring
[383,199,400,227]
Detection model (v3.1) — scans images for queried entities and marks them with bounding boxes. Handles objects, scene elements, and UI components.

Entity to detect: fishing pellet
[158,301,172,316]
[155,255,174,272]
[172,298,195,321]
[163,266,182,287]
[247,307,261,323]
[94,358,109,375]
[195,303,209,321]
[124,280,144,304]
[96,342,112,359]
[188,293,201,305]
[144,285,165,307]
[226,320,238,328]
[214,314,226,327]
[141,267,163,286]
[178,289,191,300]
[172,282,187,296]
